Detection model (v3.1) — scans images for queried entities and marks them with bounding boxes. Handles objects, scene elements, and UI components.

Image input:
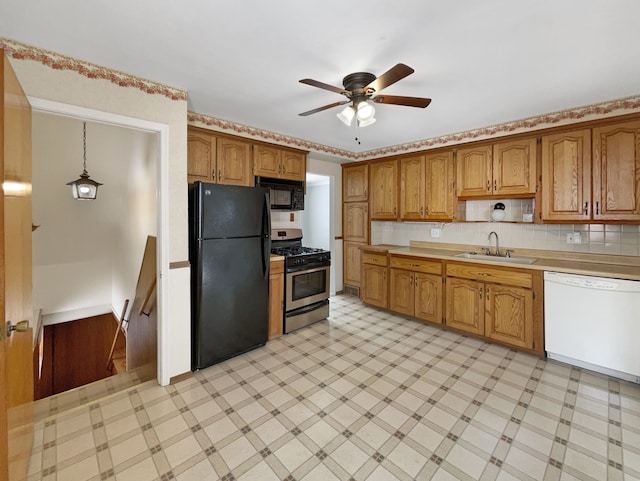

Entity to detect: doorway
[27,98,170,415]
[32,112,158,398]
[302,172,336,294]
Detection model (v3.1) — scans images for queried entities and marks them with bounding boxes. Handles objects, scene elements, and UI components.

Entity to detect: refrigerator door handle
[262,192,271,279]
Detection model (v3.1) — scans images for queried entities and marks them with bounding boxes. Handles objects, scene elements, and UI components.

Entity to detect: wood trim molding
[169,261,190,270]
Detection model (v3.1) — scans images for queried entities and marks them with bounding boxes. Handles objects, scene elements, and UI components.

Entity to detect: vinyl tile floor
[27,294,640,481]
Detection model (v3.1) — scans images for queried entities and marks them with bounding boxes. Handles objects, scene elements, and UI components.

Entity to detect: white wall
[302,182,330,251]
[10,53,191,384]
[32,113,157,324]
[306,157,343,292]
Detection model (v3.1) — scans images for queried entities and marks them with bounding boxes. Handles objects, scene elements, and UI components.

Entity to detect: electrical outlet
[289,213,294,222]
[431,228,441,238]
[566,232,582,244]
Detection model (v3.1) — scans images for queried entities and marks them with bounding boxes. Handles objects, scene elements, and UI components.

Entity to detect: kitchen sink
[453,251,538,265]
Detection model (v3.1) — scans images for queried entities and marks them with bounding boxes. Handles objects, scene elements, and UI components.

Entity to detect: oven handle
[262,192,271,279]
[287,265,331,275]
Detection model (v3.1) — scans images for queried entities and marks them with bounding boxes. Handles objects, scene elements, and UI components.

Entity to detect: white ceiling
[2,0,640,158]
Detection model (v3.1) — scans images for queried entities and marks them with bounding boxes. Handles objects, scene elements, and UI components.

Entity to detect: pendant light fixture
[66,121,102,200]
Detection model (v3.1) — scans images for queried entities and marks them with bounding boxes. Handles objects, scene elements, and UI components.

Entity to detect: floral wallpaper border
[0,37,187,101]
[3,37,640,160]
[191,94,640,161]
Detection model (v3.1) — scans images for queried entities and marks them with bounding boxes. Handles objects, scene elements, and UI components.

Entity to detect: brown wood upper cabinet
[540,129,592,221]
[457,138,537,198]
[343,163,369,202]
[187,129,253,186]
[400,151,455,221]
[592,120,640,221]
[253,144,306,181]
[541,121,640,222]
[370,158,399,220]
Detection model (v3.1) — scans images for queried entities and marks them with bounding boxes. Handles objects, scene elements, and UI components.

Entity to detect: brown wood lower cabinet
[361,250,388,308]
[389,255,443,324]
[268,258,285,340]
[360,251,544,355]
[344,241,365,289]
[445,262,542,353]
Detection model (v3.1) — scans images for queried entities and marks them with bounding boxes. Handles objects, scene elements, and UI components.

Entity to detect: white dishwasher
[544,271,640,383]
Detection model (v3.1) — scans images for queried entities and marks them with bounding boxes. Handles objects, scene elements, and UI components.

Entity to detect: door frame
[28,97,172,385]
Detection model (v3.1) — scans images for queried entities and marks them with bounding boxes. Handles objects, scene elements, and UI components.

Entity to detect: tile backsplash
[371,218,640,256]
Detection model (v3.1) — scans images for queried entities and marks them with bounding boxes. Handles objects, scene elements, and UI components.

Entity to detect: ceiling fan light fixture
[356,101,375,122]
[357,116,376,127]
[336,105,355,126]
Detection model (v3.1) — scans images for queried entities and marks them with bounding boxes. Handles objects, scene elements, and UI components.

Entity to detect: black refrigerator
[189,182,271,370]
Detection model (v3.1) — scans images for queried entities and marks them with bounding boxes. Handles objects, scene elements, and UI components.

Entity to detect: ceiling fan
[298,63,431,127]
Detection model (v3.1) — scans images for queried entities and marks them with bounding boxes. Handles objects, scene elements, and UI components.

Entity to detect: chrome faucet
[487,231,500,256]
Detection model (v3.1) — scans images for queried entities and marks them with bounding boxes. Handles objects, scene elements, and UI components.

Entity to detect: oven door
[286,265,330,311]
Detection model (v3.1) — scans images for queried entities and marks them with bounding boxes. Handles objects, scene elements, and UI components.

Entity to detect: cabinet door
[541,129,592,221]
[456,146,492,197]
[389,268,414,316]
[370,159,398,220]
[493,138,537,196]
[217,137,253,186]
[400,155,426,220]
[445,278,484,335]
[362,264,388,308]
[343,164,369,202]
[344,202,369,243]
[187,131,216,183]
[593,120,640,221]
[485,284,533,349]
[344,241,364,287]
[281,151,306,181]
[253,144,281,177]
[268,261,284,340]
[425,151,455,220]
[414,273,442,324]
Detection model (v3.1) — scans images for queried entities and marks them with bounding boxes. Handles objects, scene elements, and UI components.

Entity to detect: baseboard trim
[170,371,193,384]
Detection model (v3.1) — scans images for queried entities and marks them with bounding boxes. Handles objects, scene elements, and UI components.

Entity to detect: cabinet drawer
[389,255,442,275]
[446,262,532,288]
[362,252,388,266]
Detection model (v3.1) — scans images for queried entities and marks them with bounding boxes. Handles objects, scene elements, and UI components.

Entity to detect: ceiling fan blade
[372,95,432,108]
[299,100,350,117]
[299,78,349,95]
[365,63,414,93]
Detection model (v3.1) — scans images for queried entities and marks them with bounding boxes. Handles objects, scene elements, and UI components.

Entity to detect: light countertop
[361,242,640,281]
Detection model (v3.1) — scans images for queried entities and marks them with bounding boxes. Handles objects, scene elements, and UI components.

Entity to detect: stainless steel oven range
[271,229,330,333]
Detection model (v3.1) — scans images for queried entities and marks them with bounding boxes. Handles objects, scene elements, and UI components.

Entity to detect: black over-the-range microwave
[255,176,305,211]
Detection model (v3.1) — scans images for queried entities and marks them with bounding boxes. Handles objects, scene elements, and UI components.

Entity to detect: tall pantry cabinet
[342,163,369,292]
